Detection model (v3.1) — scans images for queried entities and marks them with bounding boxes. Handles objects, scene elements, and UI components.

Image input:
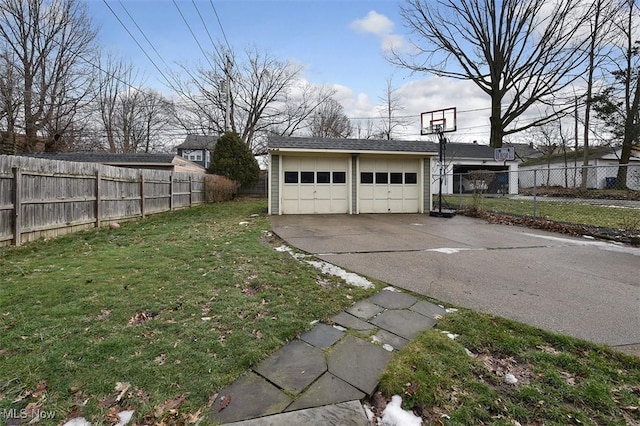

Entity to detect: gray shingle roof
[175,134,218,150]
[267,136,496,159]
[23,152,178,163]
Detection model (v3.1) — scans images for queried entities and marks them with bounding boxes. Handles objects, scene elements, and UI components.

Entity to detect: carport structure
[267,136,439,215]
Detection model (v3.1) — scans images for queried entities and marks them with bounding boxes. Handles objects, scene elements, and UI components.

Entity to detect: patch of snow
[309,319,319,325]
[115,410,135,426]
[201,317,212,321]
[364,404,375,422]
[382,286,401,292]
[333,325,346,331]
[582,235,595,239]
[465,348,477,357]
[381,395,422,426]
[63,419,91,426]
[238,221,249,225]
[445,308,458,313]
[382,343,394,352]
[427,247,481,254]
[410,223,424,226]
[441,331,459,340]
[250,214,259,217]
[523,232,640,256]
[275,244,373,288]
[306,260,374,289]
[504,373,518,384]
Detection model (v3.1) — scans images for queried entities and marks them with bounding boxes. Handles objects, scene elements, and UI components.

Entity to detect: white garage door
[359,158,420,213]
[281,156,349,214]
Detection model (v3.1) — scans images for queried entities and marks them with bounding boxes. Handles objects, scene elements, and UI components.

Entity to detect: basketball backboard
[420,107,457,135]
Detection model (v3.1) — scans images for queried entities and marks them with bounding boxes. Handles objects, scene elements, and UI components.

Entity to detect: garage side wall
[269,154,280,214]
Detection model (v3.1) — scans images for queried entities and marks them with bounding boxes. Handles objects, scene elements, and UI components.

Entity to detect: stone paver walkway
[209,288,446,425]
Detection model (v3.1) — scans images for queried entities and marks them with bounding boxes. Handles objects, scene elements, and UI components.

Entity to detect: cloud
[350,10,394,35]
[350,11,408,54]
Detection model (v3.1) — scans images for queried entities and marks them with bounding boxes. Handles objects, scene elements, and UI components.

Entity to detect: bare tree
[395,0,593,147]
[581,0,619,189]
[592,0,640,188]
[309,98,352,138]
[0,49,22,154]
[174,45,334,153]
[269,81,337,137]
[378,76,409,140]
[0,0,97,151]
[91,55,175,153]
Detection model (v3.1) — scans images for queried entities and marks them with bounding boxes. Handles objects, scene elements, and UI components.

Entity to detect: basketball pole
[429,126,455,217]
[437,129,445,214]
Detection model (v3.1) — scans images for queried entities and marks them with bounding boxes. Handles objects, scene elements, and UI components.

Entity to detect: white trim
[269,148,438,157]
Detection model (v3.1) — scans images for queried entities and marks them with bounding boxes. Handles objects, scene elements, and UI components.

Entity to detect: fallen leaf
[207,393,219,408]
[115,382,131,401]
[218,395,232,412]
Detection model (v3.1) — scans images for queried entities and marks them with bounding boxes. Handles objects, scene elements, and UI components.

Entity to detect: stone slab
[209,371,292,424]
[369,309,437,340]
[225,400,369,426]
[327,334,392,395]
[368,290,417,309]
[331,311,376,331]
[374,328,410,350]
[345,300,385,320]
[285,372,365,412]
[253,340,326,395]
[410,300,446,319]
[300,323,344,349]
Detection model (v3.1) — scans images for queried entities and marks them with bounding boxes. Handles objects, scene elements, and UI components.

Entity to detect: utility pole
[224,54,232,132]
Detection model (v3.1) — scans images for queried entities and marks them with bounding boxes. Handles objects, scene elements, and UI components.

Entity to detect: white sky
[86,0,492,143]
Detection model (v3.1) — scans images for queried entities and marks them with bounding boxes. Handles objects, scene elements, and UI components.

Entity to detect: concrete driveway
[270,214,640,356]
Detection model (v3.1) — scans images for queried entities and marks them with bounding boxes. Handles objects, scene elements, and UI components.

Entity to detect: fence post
[140,173,146,218]
[95,169,101,228]
[189,175,193,207]
[169,173,174,211]
[533,169,538,219]
[12,167,21,246]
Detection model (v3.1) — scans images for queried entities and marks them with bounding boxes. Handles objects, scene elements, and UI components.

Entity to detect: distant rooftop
[175,134,218,150]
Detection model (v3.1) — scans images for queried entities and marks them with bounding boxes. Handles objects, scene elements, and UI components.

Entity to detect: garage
[280,156,349,214]
[268,136,436,215]
[358,157,420,213]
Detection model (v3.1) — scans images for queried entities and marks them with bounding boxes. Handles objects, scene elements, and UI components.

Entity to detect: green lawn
[444,195,640,230]
[0,200,378,425]
[1,199,638,425]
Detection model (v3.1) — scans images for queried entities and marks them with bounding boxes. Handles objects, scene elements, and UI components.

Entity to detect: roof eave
[268,147,438,156]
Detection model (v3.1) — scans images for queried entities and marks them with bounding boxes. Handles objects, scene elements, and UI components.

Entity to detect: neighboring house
[268,136,439,214]
[22,152,206,174]
[519,145,640,190]
[175,135,218,169]
[434,142,524,195]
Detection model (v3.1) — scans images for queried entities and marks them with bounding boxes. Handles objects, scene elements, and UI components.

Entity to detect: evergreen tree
[208,132,260,188]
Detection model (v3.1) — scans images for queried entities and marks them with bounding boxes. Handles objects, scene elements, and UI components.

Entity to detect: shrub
[204,174,239,202]
[208,132,260,189]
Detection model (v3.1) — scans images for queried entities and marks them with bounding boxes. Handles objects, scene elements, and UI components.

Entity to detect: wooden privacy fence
[0,155,206,247]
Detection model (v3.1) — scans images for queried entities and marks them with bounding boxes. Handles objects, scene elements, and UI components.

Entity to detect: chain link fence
[438,164,640,239]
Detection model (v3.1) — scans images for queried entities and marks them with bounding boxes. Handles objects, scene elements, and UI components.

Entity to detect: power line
[172,0,216,70]
[192,0,217,49]
[101,0,177,91]
[117,0,173,71]
[209,0,232,52]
